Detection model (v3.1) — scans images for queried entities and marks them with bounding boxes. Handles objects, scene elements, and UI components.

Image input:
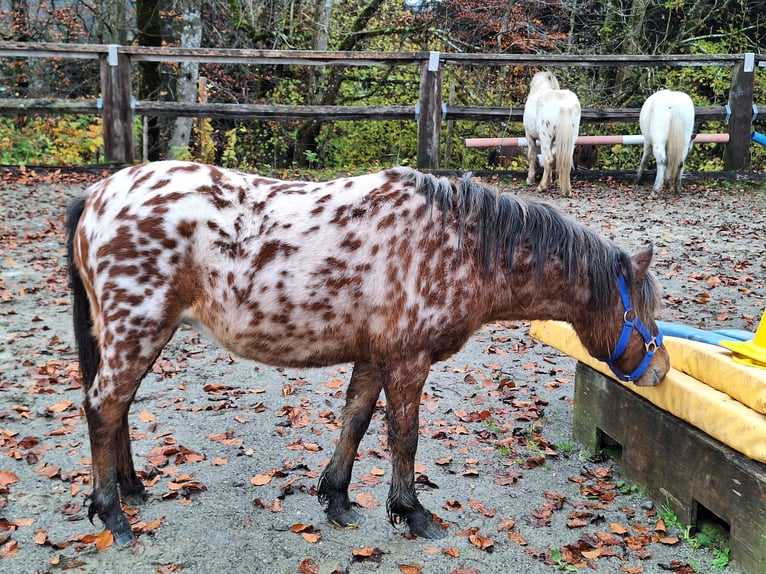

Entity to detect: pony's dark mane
[392,167,660,313]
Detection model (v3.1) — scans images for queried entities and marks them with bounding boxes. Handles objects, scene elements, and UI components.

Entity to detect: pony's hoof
[112,528,136,546]
[410,519,447,539]
[328,508,366,529]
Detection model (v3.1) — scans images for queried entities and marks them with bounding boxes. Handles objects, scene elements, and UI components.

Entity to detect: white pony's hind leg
[651,142,667,196]
[538,149,554,192]
[635,143,651,185]
[526,138,538,186]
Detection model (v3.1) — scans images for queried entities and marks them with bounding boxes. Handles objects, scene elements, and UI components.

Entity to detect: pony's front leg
[85,392,137,545]
[382,355,445,539]
[318,360,383,528]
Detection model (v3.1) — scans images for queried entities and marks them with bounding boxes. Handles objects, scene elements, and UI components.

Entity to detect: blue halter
[597,273,663,382]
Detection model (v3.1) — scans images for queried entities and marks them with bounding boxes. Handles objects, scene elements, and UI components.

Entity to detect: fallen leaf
[0,470,19,487]
[0,540,19,558]
[443,547,460,557]
[94,529,113,551]
[658,535,680,545]
[468,532,494,550]
[298,558,319,574]
[355,492,379,509]
[250,473,273,486]
[610,522,628,535]
[139,410,156,423]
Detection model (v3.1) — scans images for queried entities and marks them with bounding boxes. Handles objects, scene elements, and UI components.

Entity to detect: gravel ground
[0,167,764,574]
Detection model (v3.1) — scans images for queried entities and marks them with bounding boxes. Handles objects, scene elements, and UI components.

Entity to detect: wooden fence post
[417,51,442,170]
[100,45,134,164]
[723,53,755,171]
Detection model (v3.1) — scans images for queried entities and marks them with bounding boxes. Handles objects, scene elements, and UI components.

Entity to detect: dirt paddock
[1,168,764,573]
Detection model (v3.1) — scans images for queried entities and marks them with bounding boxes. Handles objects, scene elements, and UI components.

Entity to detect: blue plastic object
[656,321,754,347]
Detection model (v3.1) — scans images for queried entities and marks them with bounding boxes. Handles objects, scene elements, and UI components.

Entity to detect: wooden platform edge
[572,362,766,574]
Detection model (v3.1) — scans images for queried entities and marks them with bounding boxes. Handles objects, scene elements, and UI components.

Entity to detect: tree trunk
[136,0,163,160]
[293,0,386,166]
[92,1,128,44]
[167,0,203,157]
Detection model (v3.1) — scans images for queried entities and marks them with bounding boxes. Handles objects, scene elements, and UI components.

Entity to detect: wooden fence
[0,42,764,170]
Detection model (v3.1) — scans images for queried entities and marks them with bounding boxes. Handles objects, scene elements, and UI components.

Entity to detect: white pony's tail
[555,107,576,195]
[665,107,688,184]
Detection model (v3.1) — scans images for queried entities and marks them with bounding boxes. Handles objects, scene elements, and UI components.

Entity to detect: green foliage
[0,115,102,165]
[659,499,731,570]
[549,547,579,572]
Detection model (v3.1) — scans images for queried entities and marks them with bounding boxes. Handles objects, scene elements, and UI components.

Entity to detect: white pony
[523,71,581,196]
[635,90,695,196]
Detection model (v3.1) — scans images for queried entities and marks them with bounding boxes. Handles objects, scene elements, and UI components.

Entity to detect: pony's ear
[630,243,654,280]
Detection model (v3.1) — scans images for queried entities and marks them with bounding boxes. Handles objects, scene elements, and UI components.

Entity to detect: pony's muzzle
[632,346,670,386]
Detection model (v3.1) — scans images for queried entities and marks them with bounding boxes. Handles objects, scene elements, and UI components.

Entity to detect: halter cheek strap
[597,273,664,382]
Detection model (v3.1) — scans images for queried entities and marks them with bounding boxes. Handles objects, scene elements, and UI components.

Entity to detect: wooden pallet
[572,362,766,574]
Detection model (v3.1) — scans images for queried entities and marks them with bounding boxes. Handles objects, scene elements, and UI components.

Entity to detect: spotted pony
[66,161,669,544]
[523,71,582,196]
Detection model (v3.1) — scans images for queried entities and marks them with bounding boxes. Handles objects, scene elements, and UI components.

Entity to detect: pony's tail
[665,109,687,183]
[66,197,99,391]
[556,108,576,194]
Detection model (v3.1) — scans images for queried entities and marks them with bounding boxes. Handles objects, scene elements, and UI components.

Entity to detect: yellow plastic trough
[529,320,766,464]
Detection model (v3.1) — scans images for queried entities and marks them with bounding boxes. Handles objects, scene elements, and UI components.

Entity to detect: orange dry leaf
[352,546,376,558]
[443,547,460,558]
[250,473,273,486]
[94,530,114,551]
[34,529,47,545]
[654,517,667,532]
[298,558,319,574]
[508,530,527,545]
[610,522,628,535]
[0,469,19,486]
[301,532,321,543]
[0,540,19,558]
[46,399,74,413]
[398,565,423,574]
[582,548,602,559]
[139,410,156,423]
[355,492,379,509]
[658,536,680,545]
[324,379,344,389]
[469,533,494,551]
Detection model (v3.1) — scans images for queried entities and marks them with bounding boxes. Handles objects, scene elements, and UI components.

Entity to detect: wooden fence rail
[0,42,763,170]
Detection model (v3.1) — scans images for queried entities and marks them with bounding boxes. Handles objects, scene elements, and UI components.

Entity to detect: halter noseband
[597,273,663,382]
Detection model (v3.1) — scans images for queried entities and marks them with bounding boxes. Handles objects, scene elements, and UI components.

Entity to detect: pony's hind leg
[115,411,147,501]
[651,143,667,196]
[538,152,554,192]
[319,360,383,527]
[381,354,445,539]
[86,323,178,544]
[526,138,539,186]
[85,385,141,545]
[635,143,651,185]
